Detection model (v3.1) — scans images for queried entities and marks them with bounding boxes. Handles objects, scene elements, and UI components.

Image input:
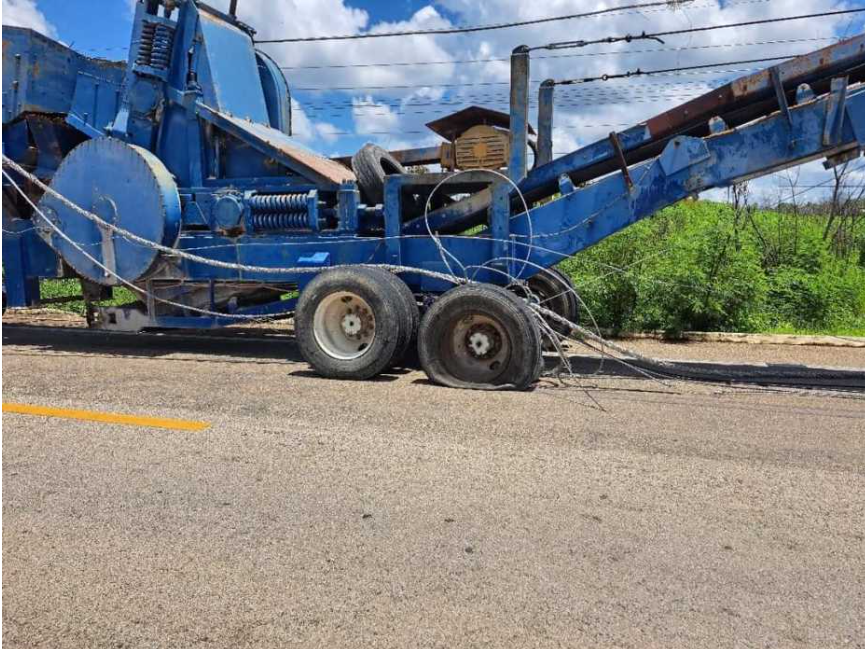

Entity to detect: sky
[3,0,865,202]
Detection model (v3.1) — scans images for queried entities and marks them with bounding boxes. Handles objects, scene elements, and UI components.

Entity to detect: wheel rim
[313,291,376,360]
[440,313,512,384]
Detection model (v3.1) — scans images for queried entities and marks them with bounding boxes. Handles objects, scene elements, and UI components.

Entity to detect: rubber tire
[525,267,579,336]
[418,284,543,391]
[295,267,407,380]
[351,143,407,205]
[376,271,419,367]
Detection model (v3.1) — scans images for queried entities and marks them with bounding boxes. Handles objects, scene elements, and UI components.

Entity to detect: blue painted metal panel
[1,223,60,307]
[256,51,292,135]
[198,11,269,123]
[2,27,78,123]
[2,27,124,131]
[68,71,124,135]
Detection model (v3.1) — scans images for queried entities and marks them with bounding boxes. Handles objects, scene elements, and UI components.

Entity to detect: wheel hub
[313,292,376,360]
[464,322,502,359]
[341,312,363,336]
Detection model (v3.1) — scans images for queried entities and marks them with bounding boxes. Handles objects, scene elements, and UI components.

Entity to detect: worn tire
[351,143,407,205]
[518,268,580,337]
[418,284,542,390]
[376,271,419,367]
[295,267,408,380]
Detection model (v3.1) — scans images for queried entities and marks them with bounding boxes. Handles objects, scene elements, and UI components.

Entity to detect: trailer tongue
[3,1,864,390]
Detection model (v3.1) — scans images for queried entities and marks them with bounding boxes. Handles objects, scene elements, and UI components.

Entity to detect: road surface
[3,323,864,648]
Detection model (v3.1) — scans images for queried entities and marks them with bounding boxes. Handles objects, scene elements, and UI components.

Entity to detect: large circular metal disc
[36,138,181,286]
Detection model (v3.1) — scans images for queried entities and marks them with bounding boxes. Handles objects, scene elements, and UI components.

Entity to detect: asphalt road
[3,324,864,648]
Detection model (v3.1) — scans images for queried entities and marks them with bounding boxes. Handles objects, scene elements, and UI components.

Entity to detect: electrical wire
[293,57,798,91]
[278,36,835,71]
[254,0,697,44]
[535,8,865,52]
[553,55,804,85]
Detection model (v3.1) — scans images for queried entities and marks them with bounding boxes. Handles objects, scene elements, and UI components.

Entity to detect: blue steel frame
[2,1,864,331]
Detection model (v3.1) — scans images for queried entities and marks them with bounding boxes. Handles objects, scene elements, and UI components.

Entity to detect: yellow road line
[2,403,210,431]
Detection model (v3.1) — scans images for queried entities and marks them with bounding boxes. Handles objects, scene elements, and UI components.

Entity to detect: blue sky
[4,0,865,200]
[29,0,440,56]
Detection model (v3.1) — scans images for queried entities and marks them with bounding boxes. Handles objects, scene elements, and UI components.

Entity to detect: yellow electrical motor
[426,106,535,172]
[453,124,510,170]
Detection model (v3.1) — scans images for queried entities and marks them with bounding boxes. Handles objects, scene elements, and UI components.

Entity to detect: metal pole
[508,46,530,182]
[537,80,555,166]
[229,0,239,17]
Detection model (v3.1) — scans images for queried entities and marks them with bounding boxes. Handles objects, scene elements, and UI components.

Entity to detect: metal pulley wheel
[418,284,543,390]
[295,266,417,380]
[35,137,182,286]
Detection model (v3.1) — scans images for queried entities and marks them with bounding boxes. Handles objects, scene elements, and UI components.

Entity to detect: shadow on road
[2,324,304,362]
[4,324,864,391]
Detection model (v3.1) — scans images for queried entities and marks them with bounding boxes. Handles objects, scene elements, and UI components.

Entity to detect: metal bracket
[383,176,403,265]
[490,182,511,270]
[659,136,712,177]
[770,66,792,127]
[508,46,531,182]
[608,132,633,192]
[557,174,576,195]
[823,76,849,146]
[537,80,555,167]
[93,195,118,283]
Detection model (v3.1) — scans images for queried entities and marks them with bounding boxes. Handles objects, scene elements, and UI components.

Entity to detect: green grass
[762,322,865,337]
[557,200,865,337]
[38,279,137,316]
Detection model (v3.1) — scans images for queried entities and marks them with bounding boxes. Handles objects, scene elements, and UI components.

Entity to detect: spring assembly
[251,212,310,231]
[248,191,319,232]
[136,21,175,70]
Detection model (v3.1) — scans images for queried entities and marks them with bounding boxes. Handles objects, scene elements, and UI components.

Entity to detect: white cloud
[352,95,400,135]
[290,98,341,145]
[200,0,857,198]
[2,0,58,38]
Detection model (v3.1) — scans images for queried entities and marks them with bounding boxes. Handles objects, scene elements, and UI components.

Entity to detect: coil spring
[251,213,310,231]
[248,194,308,214]
[136,22,174,70]
[249,193,311,231]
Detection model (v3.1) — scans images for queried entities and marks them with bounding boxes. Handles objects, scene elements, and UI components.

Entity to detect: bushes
[559,201,865,335]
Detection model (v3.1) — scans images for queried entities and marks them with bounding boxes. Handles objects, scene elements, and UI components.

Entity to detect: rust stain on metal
[213,109,356,185]
[252,122,356,184]
[647,34,865,140]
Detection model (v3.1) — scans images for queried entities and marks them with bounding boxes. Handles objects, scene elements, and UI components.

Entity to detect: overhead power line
[277,37,835,72]
[255,0,695,44]
[293,56,800,91]
[534,8,865,51]
[553,56,798,85]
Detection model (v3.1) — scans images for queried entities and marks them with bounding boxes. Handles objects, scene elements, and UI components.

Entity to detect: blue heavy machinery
[3,0,865,389]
